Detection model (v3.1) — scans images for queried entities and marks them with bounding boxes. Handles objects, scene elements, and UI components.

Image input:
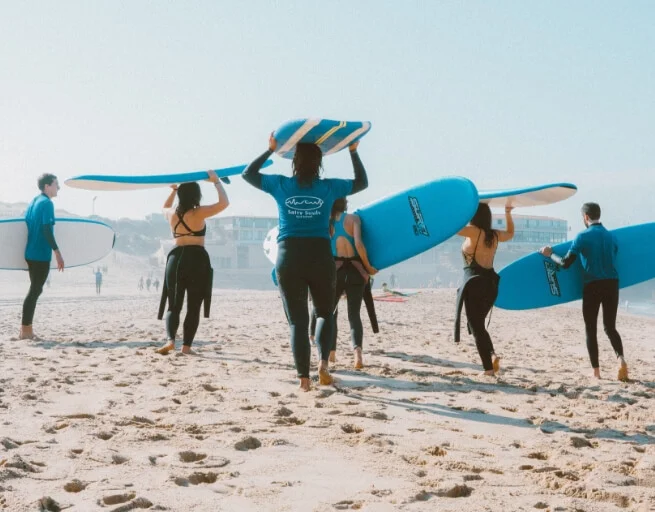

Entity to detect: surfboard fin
[219,177,231,184]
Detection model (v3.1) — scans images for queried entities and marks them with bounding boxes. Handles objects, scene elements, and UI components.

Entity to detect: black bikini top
[173,213,206,238]
[462,229,496,268]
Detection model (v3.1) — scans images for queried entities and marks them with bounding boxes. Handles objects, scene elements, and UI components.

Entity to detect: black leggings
[582,279,624,368]
[463,276,498,371]
[22,260,50,326]
[164,246,210,347]
[332,264,366,351]
[276,238,335,378]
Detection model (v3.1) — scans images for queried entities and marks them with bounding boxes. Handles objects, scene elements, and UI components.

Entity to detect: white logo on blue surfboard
[285,196,324,211]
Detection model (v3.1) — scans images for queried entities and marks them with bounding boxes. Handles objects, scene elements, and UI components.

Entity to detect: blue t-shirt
[566,223,618,284]
[261,175,353,241]
[24,194,56,262]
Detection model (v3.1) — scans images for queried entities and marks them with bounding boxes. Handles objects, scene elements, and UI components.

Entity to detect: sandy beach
[1,259,654,512]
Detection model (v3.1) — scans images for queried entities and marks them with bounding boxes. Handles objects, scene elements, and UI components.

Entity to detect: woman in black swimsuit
[454,203,514,375]
[156,171,229,355]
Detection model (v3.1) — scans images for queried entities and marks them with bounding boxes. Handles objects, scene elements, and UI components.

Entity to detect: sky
[1,1,654,232]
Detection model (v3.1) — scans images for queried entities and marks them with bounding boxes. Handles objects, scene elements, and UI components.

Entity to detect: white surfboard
[0,218,115,270]
[479,183,577,208]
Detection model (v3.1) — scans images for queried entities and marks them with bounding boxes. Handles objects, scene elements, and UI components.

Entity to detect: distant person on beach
[146,277,152,291]
[138,277,144,291]
[95,268,103,294]
[540,202,628,381]
[156,171,229,355]
[243,134,368,391]
[455,204,514,376]
[20,173,65,340]
[389,273,397,288]
[153,278,160,292]
[329,197,377,369]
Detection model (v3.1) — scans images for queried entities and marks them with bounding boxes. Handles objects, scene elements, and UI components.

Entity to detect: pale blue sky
[1,1,653,231]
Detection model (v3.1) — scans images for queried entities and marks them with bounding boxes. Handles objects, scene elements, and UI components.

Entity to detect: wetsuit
[22,193,58,326]
[550,222,623,368]
[454,230,500,372]
[157,213,213,347]
[242,149,368,378]
[331,214,369,351]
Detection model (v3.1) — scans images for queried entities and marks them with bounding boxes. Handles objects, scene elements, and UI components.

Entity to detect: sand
[0,260,654,511]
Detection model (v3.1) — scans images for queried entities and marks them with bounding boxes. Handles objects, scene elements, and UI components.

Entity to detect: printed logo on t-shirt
[285,196,324,211]
[543,260,561,297]
[408,196,429,237]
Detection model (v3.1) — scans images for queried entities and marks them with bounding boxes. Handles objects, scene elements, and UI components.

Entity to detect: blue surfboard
[65,160,273,191]
[273,118,371,159]
[496,222,655,310]
[479,182,577,208]
[356,177,478,270]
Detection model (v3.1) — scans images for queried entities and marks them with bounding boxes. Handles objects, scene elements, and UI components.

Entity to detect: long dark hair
[175,182,202,218]
[292,143,323,187]
[470,203,497,248]
[331,197,347,220]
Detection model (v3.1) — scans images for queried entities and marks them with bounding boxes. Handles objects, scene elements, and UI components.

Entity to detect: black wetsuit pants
[276,238,335,379]
[582,278,624,368]
[332,263,366,351]
[22,260,50,326]
[463,276,498,371]
[164,246,210,347]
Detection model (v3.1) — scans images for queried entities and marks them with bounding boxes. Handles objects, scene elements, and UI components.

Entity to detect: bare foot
[329,351,336,363]
[19,326,35,340]
[593,367,601,379]
[617,360,629,382]
[299,378,311,392]
[181,346,195,355]
[492,355,501,374]
[156,341,175,355]
[318,361,333,385]
[354,347,363,369]
[483,370,495,377]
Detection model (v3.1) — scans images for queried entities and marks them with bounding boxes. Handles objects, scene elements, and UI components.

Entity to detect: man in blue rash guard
[539,202,628,381]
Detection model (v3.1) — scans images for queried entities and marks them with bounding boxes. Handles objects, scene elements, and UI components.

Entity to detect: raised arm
[243,133,275,190]
[497,207,515,242]
[349,142,368,195]
[353,215,377,275]
[197,170,230,218]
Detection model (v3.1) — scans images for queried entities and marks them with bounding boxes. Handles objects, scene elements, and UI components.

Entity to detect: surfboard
[495,222,655,310]
[0,218,116,270]
[273,118,371,159]
[357,177,478,270]
[263,177,479,271]
[479,182,577,208]
[65,160,273,191]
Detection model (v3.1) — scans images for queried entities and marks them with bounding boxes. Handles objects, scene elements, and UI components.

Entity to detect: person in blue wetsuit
[539,202,628,381]
[329,197,377,369]
[20,173,65,340]
[243,134,368,392]
[156,171,229,355]
[455,203,514,376]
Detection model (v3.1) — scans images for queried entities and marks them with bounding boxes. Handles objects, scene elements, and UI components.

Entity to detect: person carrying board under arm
[20,173,65,340]
[539,202,628,381]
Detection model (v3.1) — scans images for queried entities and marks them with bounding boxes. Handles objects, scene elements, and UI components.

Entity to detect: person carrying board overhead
[243,133,368,392]
[539,202,628,381]
[329,197,377,369]
[20,173,65,340]
[455,203,514,376]
[156,171,229,355]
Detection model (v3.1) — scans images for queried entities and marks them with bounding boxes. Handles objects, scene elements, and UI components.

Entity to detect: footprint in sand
[102,492,136,505]
[63,479,86,492]
[179,451,207,463]
[234,437,261,451]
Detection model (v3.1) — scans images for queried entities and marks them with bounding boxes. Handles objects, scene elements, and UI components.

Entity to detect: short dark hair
[581,202,601,221]
[37,173,58,191]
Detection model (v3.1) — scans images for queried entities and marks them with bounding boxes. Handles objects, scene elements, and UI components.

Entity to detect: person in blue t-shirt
[20,173,65,340]
[243,134,368,392]
[539,202,628,381]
